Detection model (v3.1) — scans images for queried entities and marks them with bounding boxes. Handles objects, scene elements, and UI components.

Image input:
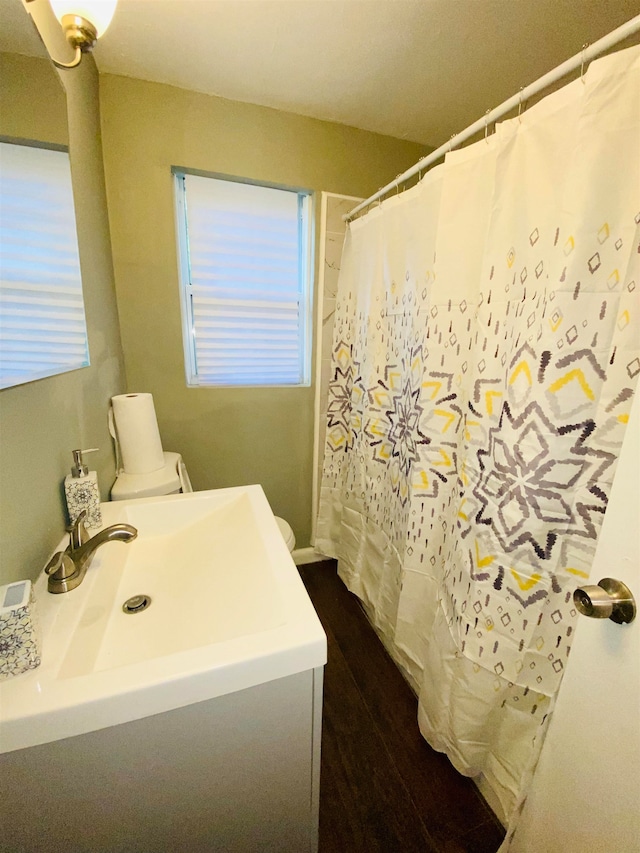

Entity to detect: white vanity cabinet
[0,489,327,851]
[0,666,323,852]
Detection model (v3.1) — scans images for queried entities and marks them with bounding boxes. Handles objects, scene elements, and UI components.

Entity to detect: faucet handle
[67,510,89,550]
[45,551,76,581]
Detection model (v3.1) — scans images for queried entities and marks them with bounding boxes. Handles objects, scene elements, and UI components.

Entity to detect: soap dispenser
[64,448,102,529]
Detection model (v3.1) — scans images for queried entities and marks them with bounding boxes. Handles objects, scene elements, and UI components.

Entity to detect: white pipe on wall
[345,14,640,222]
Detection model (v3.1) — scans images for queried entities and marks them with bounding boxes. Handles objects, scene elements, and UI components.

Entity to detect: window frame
[173,168,314,389]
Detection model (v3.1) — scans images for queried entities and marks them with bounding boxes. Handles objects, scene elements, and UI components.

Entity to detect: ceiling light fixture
[47,0,117,68]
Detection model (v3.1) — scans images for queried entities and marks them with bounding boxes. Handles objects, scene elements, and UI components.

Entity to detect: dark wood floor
[298,560,505,853]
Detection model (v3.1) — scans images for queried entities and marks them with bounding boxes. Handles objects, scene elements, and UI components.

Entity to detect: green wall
[100,74,427,547]
[0,53,126,585]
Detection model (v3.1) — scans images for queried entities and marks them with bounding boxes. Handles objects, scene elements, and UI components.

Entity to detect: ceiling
[2,0,639,147]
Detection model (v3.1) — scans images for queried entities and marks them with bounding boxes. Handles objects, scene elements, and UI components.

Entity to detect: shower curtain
[316,45,640,832]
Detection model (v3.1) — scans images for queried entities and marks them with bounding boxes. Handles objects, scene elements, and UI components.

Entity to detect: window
[0,141,88,390]
[174,171,313,387]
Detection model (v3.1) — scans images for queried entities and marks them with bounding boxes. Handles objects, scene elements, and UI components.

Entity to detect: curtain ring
[484,109,491,143]
[581,43,589,84]
[518,87,525,122]
[448,133,456,153]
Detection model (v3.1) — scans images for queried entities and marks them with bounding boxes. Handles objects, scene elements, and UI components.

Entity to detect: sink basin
[60,490,286,677]
[0,485,326,753]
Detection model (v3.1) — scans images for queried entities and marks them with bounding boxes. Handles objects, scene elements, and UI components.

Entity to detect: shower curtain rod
[344,14,640,222]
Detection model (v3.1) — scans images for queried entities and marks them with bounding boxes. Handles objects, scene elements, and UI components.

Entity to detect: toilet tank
[111,452,191,501]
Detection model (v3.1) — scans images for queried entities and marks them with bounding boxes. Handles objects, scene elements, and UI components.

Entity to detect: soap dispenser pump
[64,448,102,529]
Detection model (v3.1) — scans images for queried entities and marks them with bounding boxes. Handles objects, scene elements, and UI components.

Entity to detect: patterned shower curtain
[316,45,640,832]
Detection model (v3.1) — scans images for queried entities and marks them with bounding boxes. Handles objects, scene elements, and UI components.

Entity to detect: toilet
[110,451,296,553]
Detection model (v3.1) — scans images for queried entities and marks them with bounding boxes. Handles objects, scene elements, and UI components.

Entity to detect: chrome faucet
[45,510,137,594]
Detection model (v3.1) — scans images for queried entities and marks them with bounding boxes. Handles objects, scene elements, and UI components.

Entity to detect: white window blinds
[0,142,88,390]
[175,173,312,386]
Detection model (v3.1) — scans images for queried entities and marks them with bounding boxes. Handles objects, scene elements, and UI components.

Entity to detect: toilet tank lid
[111,452,183,500]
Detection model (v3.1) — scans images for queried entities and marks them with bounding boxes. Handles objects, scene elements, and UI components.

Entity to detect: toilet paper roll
[111,393,165,475]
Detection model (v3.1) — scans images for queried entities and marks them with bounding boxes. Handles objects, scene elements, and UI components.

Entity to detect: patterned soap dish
[0,579,41,681]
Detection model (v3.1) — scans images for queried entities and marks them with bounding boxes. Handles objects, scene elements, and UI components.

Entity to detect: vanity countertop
[0,486,326,754]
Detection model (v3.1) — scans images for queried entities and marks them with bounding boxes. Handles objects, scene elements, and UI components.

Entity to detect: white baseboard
[292,547,329,566]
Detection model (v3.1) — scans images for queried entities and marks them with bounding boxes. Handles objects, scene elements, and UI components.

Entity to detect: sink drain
[122,594,152,614]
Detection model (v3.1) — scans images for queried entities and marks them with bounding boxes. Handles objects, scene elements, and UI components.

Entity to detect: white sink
[60,490,286,677]
[0,485,326,753]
